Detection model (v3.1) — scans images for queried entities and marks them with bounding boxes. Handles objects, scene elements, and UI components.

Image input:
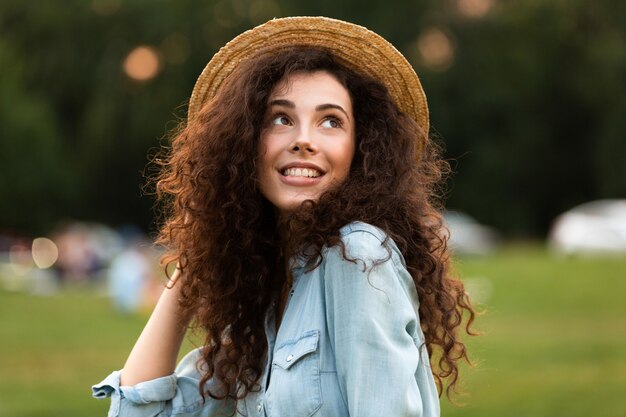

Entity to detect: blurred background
[1,0,625,416]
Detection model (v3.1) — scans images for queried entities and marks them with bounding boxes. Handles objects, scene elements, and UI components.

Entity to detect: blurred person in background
[53,223,102,284]
[93,17,476,417]
[108,236,152,314]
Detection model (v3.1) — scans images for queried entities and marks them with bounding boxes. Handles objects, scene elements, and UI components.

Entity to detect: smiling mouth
[282,167,322,178]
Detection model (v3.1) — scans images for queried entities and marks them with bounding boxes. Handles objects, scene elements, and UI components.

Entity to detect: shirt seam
[340,224,405,264]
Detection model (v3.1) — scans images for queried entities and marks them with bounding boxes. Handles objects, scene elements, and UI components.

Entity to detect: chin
[276,196,318,215]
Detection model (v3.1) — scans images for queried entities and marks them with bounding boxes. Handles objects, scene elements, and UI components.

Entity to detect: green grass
[442,245,626,417]
[0,245,625,416]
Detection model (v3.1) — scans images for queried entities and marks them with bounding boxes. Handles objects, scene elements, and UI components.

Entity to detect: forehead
[269,71,351,105]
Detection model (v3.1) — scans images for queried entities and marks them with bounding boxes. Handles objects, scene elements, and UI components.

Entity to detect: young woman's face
[257,70,356,215]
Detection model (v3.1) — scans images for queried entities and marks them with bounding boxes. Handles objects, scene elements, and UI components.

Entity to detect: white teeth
[282,167,321,178]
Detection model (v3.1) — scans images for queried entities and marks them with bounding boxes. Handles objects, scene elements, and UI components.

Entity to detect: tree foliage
[0,0,624,236]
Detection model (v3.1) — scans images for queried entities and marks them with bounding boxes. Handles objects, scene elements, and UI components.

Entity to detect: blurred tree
[419,0,626,235]
[0,0,624,236]
[0,39,76,234]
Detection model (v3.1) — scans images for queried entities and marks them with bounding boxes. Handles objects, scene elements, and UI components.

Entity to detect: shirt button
[257,403,262,413]
[286,354,294,362]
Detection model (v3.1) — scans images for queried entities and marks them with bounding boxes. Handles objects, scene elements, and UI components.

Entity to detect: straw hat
[189,16,429,137]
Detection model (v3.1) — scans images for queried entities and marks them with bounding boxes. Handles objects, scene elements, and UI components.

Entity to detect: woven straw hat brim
[189,16,429,140]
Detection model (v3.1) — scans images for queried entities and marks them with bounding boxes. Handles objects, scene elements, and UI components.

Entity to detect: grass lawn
[0,244,625,416]
[443,245,626,417]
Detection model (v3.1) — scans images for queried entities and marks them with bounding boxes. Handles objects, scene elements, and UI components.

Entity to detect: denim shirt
[93,222,441,417]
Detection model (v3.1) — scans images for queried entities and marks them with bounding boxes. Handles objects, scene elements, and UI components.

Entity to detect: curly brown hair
[154,46,476,404]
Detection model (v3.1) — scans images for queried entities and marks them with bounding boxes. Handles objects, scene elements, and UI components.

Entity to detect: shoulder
[321,221,405,269]
[337,221,402,261]
[321,222,419,310]
[339,221,389,245]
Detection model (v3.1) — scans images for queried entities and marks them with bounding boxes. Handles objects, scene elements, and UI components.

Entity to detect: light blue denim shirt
[93,222,441,417]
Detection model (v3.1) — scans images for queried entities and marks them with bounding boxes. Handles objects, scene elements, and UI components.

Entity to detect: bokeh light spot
[32,237,59,269]
[416,27,455,71]
[123,46,161,82]
[457,0,495,18]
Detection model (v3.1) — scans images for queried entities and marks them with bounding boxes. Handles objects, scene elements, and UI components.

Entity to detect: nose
[289,131,318,154]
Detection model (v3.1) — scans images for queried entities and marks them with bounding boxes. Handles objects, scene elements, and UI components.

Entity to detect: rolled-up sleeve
[92,348,236,417]
[323,228,440,417]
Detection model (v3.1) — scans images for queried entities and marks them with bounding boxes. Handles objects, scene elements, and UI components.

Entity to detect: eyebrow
[268,99,351,121]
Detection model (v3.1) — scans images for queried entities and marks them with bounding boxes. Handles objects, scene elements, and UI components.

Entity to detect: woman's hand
[120,266,192,386]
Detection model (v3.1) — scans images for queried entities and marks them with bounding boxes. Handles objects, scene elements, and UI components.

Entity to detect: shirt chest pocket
[266,329,322,417]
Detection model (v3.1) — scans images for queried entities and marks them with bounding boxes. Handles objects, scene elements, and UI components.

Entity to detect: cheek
[331,140,356,178]
[258,133,282,164]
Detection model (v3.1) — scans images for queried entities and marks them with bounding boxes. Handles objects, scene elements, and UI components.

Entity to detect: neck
[276,215,295,260]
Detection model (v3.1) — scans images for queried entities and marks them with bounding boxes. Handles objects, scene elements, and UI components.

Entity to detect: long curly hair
[154,46,476,404]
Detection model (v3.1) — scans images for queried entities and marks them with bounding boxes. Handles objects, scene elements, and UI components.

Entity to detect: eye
[271,115,291,126]
[321,116,342,129]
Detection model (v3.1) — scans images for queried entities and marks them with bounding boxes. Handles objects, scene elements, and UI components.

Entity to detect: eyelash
[270,113,291,126]
[323,116,343,128]
[269,113,343,128]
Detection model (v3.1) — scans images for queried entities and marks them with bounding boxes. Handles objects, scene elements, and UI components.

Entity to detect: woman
[93,17,475,417]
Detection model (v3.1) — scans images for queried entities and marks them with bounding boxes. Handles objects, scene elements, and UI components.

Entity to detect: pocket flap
[273,330,320,370]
